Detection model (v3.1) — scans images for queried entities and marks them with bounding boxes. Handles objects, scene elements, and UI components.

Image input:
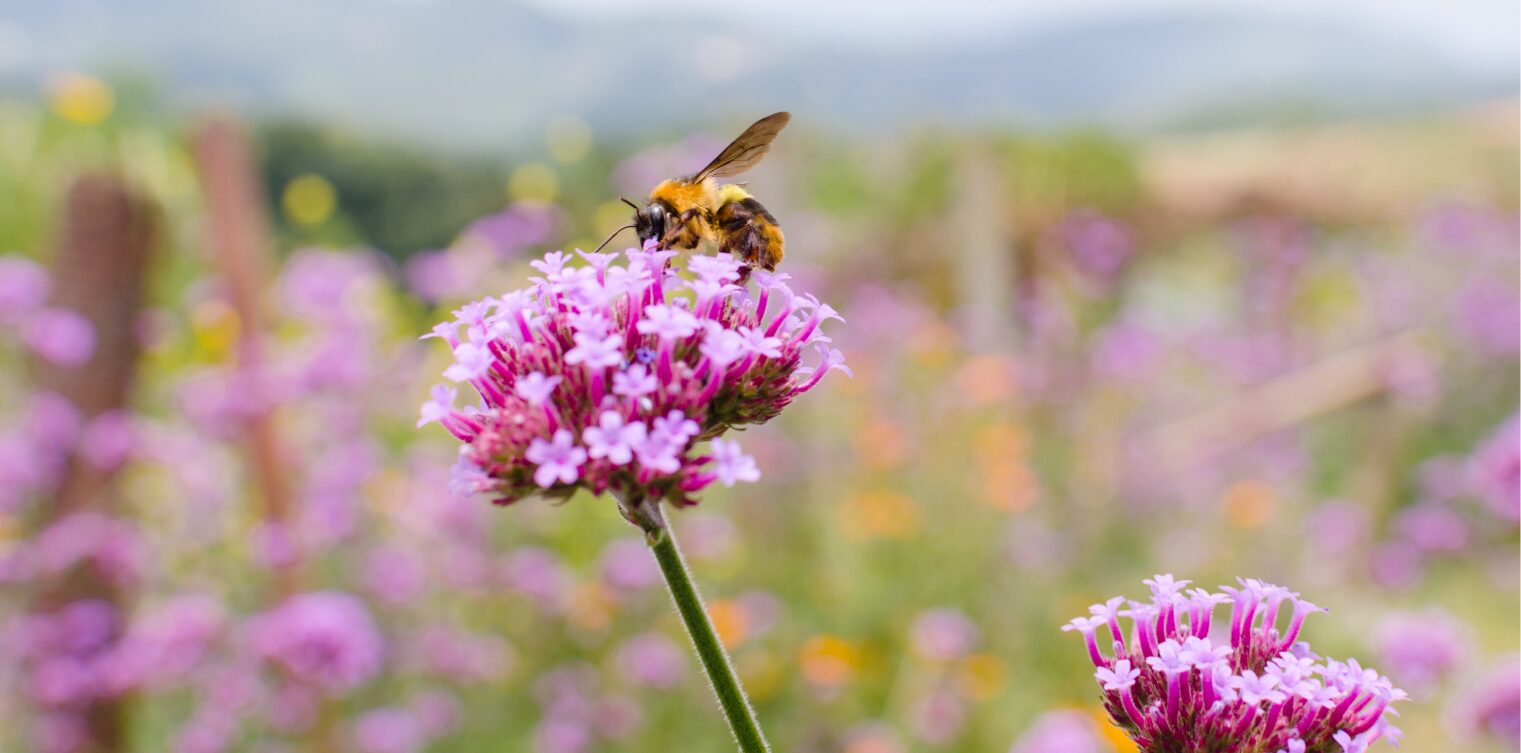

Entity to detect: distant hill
[2,0,1515,148]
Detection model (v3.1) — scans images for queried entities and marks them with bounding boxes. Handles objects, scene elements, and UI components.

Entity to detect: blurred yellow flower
[839,489,919,540]
[546,116,593,164]
[190,299,240,359]
[282,174,337,227]
[47,73,114,125]
[708,598,750,649]
[954,653,1007,700]
[1223,479,1275,529]
[799,634,860,686]
[509,162,559,203]
[737,652,784,700]
[976,423,1029,461]
[1091,706,1139,752]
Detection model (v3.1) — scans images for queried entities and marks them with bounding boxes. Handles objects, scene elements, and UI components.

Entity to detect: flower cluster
[420,244,847,507]
[1064,575,1406,753]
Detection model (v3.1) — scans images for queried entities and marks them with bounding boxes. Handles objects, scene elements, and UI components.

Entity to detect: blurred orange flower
[799,635,860,687]
[839,490,919,540]
[1223,479,1276,529]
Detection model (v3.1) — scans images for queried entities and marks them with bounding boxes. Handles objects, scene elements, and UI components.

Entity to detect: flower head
[420,245,845,507]
[1065,575,1405,753]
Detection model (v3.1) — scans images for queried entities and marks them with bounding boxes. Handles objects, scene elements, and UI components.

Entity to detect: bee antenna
[620,197,640,210]
[592,224,635,254]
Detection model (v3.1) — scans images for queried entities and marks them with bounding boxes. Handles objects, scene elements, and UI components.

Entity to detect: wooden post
[954,142,1015,353]
[32,173,156,753]
[192,117,299,596]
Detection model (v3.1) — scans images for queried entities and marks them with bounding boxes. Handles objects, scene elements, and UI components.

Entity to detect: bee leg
[659,208,703,249]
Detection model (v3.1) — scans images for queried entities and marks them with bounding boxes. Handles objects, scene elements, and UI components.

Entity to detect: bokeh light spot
[282,174,337,227]
[546,116,593,164]
[508,162,559,203]
[47,73,114,125]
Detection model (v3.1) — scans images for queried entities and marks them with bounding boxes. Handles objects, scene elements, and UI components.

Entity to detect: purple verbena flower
[420,244,846,507]
[1065,575,1405,753]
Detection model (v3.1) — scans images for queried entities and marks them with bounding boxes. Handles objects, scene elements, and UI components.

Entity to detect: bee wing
[692,112,791,182]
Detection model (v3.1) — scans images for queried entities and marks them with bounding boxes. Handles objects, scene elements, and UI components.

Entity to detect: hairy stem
[645,514,771,752]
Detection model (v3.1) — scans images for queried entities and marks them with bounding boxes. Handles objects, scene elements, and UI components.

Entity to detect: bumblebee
[617,112,790,271]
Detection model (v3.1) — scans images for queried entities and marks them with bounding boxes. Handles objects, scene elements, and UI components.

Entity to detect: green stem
[646,515,772,752]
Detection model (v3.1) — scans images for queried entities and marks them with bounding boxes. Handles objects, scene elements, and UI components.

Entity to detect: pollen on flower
[419,243,847,507]
[1064,575,1407,753]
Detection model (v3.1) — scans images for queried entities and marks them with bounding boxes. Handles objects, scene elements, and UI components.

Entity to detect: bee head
[627,197,667,245]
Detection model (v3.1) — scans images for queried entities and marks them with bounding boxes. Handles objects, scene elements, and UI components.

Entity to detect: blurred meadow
[0,2,1517,752]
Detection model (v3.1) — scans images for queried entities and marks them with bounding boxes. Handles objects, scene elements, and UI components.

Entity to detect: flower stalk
[623,495,771,752]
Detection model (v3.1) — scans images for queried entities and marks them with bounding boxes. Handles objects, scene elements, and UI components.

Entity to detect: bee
[601,112,790,271]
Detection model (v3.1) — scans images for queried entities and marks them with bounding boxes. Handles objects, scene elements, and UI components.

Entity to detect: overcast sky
[521,0,1519,69]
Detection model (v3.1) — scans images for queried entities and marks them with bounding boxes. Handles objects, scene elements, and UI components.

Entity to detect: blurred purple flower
[675,511,738,561]
[1449,659,1520,746]
[24,307,95,366]
[33,712,87,753]
[616,633,685,688]
[1467,414,1519,523]
[249,522,301,570]
[31,513,148,588]
[737,590,782,637]
[266,682,319,733]
[364,546,427,606]
[499,546,569,608]
[103,593,224,692]
[1371,541,1424,589]
[1373,610,1466,696]
[533,718,592,753]
[1393,502,1470,554]
[23,600,120,707]
[592,695,644,740]
[611,135,726,198]
[599,536,662,592]
[408,690,460,738]
[1303,499,1370,556]
[78,410,136,472]
[27,391,85,450]
[279,249,383,324]
[354,708,425,753]
[1056,209,1134,284]
[247,592,383,694]
[463,202,558,257]
[1091,321,1163,381]
[1453,277,1520,355]
[911,608,979,662]
[1417,455,1470,504]
[1009,710,1104,753]
[404,625,512,683]
[910,687,966,745]
[0,254,50,324]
